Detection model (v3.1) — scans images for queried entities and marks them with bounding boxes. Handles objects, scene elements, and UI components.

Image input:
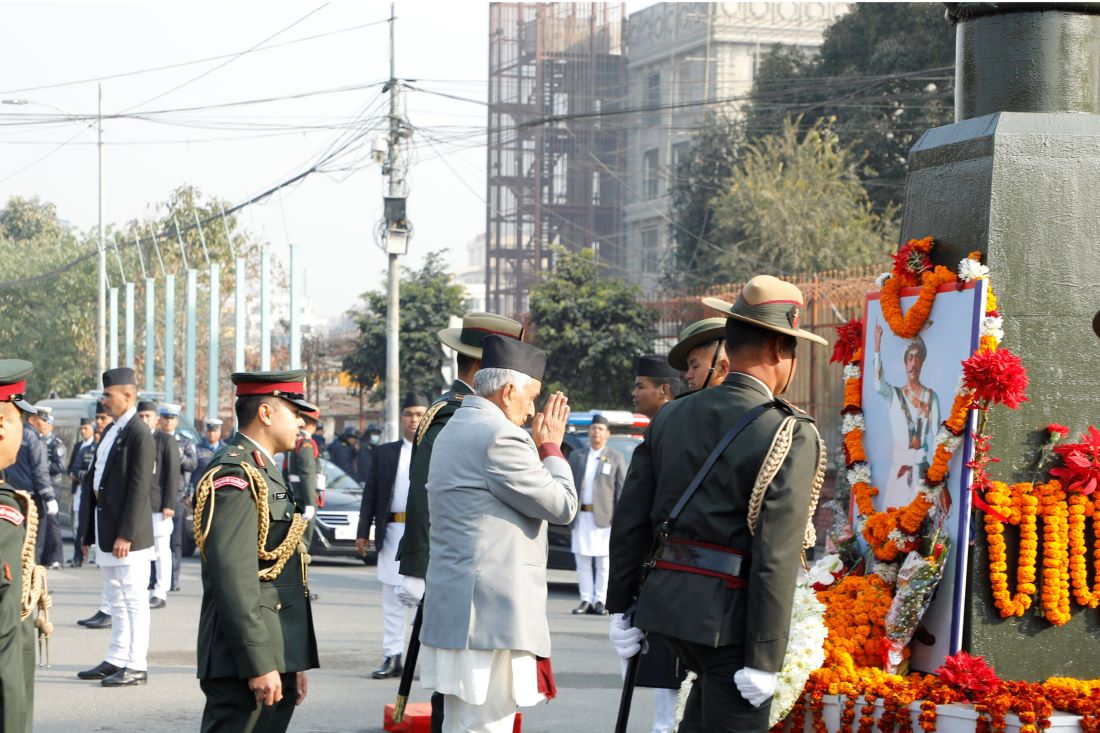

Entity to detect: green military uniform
[608,278,828,733]
[195,370,319,733]
[284,429,319,551]
[0,360,42,733]
[395,379,471,579]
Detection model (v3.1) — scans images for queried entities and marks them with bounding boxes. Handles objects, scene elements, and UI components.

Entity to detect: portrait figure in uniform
[872,326,942,505]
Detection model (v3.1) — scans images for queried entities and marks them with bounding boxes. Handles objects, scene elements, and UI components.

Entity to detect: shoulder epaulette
[775,398,815,422]
[416,394,464,446]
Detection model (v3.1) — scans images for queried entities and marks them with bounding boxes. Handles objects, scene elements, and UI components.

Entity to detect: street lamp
[1,88,107,375]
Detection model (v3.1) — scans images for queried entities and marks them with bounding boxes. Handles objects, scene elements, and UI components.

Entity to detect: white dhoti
[151,512,174,601]
[376,521,408,656]
[421,646,544,733]
[572,511,611,603]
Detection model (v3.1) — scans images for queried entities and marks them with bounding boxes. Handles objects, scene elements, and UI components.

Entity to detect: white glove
[396,575,425,608]
[45,499,58,516]
[303,505,316,521]
[609,613,644,659]
[734,667,778,708]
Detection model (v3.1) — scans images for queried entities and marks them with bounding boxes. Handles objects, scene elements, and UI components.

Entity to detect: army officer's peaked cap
[231,369,318,412]
[0,360,36,415]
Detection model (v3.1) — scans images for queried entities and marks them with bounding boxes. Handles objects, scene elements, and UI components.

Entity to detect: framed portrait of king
[858,277,987,672]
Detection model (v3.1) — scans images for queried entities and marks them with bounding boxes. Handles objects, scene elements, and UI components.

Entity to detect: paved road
[32,557,660,732]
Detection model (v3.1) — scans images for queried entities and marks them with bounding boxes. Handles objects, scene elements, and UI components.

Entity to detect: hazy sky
[0,1,497,322]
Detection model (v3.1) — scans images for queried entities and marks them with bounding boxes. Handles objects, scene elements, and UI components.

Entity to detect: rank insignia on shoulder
[0,505,25,525]
[213,476,249,491]
[252,450,266,468]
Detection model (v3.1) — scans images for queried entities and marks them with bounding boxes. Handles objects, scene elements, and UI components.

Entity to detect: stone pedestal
[897,6,1100,681]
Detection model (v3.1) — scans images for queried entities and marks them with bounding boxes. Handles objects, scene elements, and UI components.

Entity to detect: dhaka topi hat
[231,369,318,412]
[635,355,681,380]
[0,360,36,415]
[667,318,727,371]
[401,392,430,410]
[481,335,547,382]
[702,275,828,347]
[102,367,137,388]
[438,312,525,360]
[136,400,158,414]
[591,413,610,427]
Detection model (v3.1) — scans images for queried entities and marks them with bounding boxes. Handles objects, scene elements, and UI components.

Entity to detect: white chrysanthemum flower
[957,257,990,282]
[843,364,862,380]
[847,462,872,486]
[841,413,865,435]
[804,554,844,588]
[935,428,962,453]
[874,562,899,585]
[888,529,916,551]
[981,315,1004,342]
[875,272,891,289]
[919,484,944,504]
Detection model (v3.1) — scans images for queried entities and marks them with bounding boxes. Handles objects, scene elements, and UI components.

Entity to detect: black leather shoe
[372,655,403,679]
[77,661,121,680]
[590,601,609,616]
[102,668,147,687]
[150,597,166,609]
[571,601,591,615]
[79,611,112,629]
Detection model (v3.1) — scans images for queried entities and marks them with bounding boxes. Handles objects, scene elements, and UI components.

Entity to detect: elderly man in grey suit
[420,335,577,733]
[567,413,627,616]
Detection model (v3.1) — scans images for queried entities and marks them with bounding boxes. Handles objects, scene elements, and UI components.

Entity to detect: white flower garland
[768,582,828,726]
[847,462,872,487]
[841,413,866,435]
[935,427,962,454]
[981,314,1004,342]
[875,272,891,289]
[843,363,862,381]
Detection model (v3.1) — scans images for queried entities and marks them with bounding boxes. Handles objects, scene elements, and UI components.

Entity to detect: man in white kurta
[567,414,627,615]
[420,336,577,733]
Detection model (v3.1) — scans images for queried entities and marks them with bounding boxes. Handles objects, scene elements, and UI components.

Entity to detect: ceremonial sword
[392,602,424,723]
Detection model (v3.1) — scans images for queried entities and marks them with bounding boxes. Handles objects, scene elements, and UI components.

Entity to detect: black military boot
[372,654,403,679]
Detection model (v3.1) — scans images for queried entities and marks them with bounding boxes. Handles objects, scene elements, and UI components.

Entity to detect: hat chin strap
[775,356,796,396]
[699,339,725,390]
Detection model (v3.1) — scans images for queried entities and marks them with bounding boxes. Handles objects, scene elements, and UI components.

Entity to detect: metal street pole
[97,84,106,375]
[383,1,404,443]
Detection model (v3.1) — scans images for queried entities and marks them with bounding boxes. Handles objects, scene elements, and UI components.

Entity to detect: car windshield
[569,434,642,461]
[322,458,362,492]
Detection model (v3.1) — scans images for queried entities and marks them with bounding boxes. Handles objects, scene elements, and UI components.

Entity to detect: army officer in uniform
[0,361,39,731]
[193,370,319,733]
[608,276,828,733]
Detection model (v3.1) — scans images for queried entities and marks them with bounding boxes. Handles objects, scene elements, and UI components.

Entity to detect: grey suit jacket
[567,445,627,528]
[421,394,577,657]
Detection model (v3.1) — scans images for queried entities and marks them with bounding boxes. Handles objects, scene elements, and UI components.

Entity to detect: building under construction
[486,3,626,317]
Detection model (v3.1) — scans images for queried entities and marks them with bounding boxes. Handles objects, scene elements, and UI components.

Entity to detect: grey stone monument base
[900,111,1100,680]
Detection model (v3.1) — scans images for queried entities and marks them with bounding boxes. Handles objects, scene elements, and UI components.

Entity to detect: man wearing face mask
[607,276,828,733]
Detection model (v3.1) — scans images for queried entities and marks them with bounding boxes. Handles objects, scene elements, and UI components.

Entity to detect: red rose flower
[961,348,1029,410]
[831,318,864,365]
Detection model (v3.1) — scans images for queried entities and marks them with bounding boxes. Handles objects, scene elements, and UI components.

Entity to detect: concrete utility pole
[97,84,106,375]
[289,244,301,370]
[382,0,410,443]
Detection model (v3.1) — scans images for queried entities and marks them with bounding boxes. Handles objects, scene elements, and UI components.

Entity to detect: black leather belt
[654,537,749,589]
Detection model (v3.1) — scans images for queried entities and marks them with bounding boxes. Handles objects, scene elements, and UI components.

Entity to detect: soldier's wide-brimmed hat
[635,354,681,380]
[0,360,36,415]
[703,275,828,347]
[231,369,318,412]
[438,312,524,360]
[667,318,727,371]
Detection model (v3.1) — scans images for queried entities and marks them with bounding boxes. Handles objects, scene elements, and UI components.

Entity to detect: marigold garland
[982,481,1039,617]
[880,265,958,339]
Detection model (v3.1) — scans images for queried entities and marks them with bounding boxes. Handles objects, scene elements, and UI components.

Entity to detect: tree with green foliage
[665,111,744,288]
[745,2,955,213]
[708,118,897,282]
[343,252,465,400]
[529,247,657,410]
[0,197,97,399]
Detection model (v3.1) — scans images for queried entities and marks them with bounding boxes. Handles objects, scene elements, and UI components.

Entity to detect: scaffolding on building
[486,2,627,317]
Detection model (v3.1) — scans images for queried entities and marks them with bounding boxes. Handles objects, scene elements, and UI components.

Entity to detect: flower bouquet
[882,534,951,674]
